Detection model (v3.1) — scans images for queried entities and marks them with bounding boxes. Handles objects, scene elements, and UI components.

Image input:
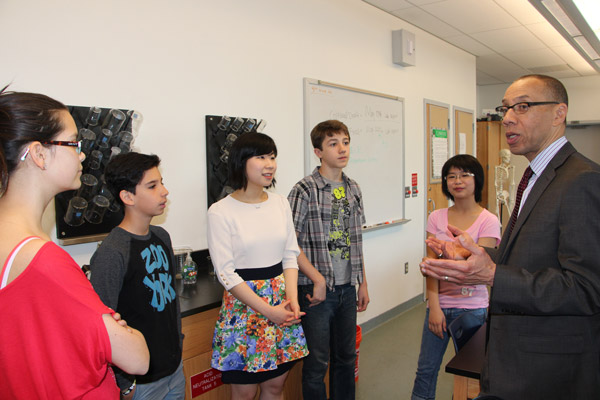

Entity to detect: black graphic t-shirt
[90,226,181,384]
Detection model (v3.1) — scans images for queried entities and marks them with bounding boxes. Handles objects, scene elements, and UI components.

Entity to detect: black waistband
[235,262,283,281]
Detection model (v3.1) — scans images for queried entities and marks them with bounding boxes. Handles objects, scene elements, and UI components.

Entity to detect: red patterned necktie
[508,166,533,234]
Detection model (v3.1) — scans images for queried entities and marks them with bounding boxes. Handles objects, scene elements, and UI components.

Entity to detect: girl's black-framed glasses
[20,140,82,161]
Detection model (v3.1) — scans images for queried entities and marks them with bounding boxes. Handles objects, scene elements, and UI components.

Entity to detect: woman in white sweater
[207,132,308,400]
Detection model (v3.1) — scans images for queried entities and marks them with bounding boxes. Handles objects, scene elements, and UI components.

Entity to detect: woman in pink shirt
[411,155,501,400]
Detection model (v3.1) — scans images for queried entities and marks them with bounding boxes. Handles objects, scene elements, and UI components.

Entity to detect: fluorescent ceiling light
[574,35,600,59]
[530,0,600,72]
[573,0,600,40]
[541,0,580,35]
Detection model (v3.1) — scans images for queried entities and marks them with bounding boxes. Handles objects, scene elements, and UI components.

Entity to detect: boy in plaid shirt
[288,120,369,400]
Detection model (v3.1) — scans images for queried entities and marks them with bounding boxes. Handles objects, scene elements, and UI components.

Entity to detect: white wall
[0,0,476,324]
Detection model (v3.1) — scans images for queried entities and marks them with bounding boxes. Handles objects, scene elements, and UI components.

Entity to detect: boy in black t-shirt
[90,152,184,400]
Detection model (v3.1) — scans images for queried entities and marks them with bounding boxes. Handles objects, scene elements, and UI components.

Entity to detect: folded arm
[103,314,149,375]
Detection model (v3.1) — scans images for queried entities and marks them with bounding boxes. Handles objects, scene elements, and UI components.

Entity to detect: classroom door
[426,102,450,216]
[454,109,474,155]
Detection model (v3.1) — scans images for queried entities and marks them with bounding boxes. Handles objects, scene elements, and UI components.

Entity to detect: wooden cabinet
[476,121,509,228]
[182,308,230,399]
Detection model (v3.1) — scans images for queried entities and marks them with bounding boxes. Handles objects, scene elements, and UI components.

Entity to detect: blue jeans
[299,284,357,400]
[411,308,486,400]
[132,361,185,400]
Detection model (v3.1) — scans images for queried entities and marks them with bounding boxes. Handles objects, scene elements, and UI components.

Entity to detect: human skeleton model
[495,149,516,219]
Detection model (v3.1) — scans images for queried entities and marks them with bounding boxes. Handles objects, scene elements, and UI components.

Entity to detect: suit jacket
[480,142,600,400]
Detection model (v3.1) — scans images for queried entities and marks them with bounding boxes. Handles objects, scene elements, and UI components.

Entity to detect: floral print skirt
[211,270,309,375]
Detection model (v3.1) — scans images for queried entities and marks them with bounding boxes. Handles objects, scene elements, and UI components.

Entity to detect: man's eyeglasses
[20,140,82,161]
[445,172,474,182]
[495,101,559,117]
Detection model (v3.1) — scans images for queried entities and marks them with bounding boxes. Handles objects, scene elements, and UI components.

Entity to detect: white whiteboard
[303,78,405,226]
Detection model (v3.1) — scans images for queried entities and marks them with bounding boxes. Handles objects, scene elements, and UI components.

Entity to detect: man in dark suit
[421,74,600,399]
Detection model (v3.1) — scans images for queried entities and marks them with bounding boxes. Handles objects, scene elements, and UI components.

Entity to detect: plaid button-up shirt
[288,167,366,290]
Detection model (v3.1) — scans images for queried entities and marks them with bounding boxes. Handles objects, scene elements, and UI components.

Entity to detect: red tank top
[0,239,119,399]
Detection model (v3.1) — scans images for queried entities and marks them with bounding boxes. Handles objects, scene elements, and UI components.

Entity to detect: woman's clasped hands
[266,299,305,327]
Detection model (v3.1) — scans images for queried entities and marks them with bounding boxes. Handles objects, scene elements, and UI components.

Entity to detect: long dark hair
[0,85,67,194]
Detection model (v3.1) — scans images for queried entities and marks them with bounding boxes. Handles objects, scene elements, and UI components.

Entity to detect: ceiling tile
[552,45,598,74]
[551,44,591,66]
[476,54,530,80]
[503,48,565,68]
[492,0,546,25]
[494,69,532,83]
[551,43,585,59]
[476,54,516,72]
[472,26,546,53]
[392,6,462,37]
[476,69,506,85]
[363,0,413,12]
[406,0,446,5]
[570,61,596,74]
[421,0,520,34]
[526,22,571,47]
[570,62,598,75]
[577,66,600,76]
[570,64,596,75]
[443,34,496,56]
[539,70,580,78]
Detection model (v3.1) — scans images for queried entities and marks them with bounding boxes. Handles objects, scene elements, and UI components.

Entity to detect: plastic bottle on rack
[182,252,197,285]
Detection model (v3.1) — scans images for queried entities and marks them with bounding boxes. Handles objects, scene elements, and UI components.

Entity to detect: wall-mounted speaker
[392,29,416,67]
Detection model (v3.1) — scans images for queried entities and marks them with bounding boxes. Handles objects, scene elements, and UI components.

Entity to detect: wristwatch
[121,380,136,396]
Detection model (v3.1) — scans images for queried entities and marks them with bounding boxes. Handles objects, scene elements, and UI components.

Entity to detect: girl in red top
[0,87,149,399]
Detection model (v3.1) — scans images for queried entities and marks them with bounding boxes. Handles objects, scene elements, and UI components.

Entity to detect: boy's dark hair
[228,132,277,191]
[104,152,161,206]
[0,85,67,195]
[441,154,484,203]
[310,120,350,150]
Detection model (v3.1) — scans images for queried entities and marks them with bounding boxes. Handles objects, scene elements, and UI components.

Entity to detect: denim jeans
[132,361,185,400]
[299,284,357,400]
[411,308,486,400]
